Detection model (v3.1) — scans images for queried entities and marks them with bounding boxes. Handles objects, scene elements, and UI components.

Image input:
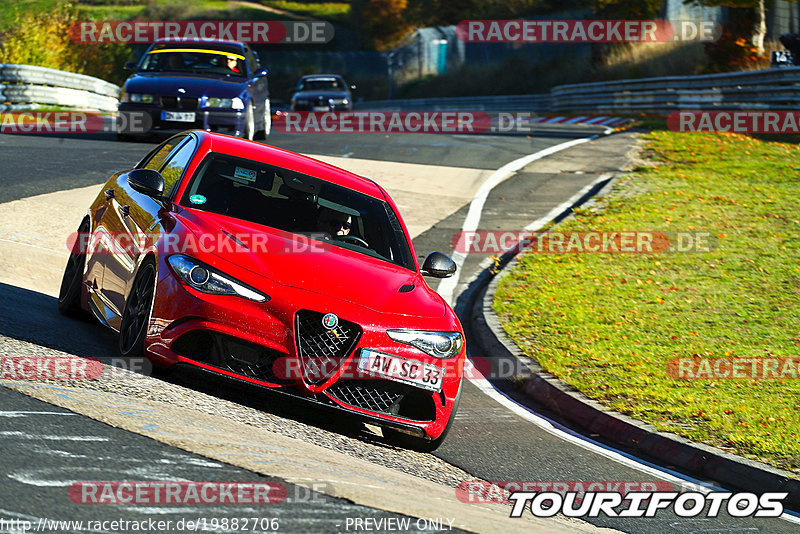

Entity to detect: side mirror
[422,252,456,278]
[127,169,165,198]
[252,68,268,79]
[125,61,138,72]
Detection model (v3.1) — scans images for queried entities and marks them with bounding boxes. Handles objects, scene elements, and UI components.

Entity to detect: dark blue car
[118,39,270,141]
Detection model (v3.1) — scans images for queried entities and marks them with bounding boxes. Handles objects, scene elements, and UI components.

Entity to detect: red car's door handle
[119,205,130,218]
[105,189,115,200]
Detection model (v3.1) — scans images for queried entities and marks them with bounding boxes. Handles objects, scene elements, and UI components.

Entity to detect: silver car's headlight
[387,330,463,359]
[168,255,268,302]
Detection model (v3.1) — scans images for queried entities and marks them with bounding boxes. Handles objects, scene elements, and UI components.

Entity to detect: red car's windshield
[180,154,416,271]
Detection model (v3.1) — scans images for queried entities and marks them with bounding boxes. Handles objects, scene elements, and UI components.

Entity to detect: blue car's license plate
[161,111,195,122]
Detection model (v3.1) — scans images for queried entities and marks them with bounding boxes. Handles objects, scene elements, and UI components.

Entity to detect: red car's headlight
[168,254,269,302]
[386,330,463,359]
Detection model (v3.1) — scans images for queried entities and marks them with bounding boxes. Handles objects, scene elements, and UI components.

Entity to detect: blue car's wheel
[257,99,270,140]
[243,102,255,141]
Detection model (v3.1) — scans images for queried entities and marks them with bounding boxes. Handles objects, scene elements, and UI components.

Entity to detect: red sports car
[58,130,465,450]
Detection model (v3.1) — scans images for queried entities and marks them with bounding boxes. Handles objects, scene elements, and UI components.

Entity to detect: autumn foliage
[352,0,411,49]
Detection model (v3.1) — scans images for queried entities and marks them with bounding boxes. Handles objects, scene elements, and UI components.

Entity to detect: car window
[298,78,343,92]
[160,137,197,198]
[244,47,258,74]
[140,136,186,171]
[180,154,415,271]
[139,49,247,78]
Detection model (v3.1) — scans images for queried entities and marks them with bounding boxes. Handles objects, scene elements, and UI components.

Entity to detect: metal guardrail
[359,67,800,115]
[3,63,796,116]
[0,64,120,112]
[551,67,800,112]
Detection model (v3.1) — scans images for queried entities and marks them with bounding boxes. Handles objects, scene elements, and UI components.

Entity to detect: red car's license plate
[358,349,444,392]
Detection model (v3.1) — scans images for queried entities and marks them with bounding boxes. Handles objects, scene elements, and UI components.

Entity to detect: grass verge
[258,1,349,22]
[494,130,800,474]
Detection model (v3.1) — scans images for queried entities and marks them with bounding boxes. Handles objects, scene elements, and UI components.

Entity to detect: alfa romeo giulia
[59,130,465,451]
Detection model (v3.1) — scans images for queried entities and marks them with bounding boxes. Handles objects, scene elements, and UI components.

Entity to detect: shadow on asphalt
[0,282,392,449]
[0,283,117,360]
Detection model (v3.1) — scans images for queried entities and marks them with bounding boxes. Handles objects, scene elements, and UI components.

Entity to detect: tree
[685,0,781,56]
[576,0,664,19]
[351,0,411,50]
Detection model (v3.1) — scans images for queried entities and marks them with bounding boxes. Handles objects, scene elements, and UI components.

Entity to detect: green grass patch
[258,1,349,22]
[0,0,304,31]
[494,130,800,473]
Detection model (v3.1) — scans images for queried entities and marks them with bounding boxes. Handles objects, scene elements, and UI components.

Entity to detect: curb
[466,177,800,511]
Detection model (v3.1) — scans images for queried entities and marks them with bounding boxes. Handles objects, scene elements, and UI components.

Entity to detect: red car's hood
[177,210,445,318]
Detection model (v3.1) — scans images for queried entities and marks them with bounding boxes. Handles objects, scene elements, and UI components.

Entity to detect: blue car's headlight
[122,93,155,104]
[203,97,245,110]
[330,98,349,105]
[168,255,268,302]
[387,330,463,359]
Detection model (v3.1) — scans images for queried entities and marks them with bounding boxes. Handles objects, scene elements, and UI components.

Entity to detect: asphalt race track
[1,128,797,533]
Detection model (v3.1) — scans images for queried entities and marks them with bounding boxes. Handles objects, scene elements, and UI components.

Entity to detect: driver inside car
[316,207,351,237]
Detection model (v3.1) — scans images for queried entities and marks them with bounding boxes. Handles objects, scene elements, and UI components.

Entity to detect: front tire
[119,261,156,358]
[256,99,271,140]
[242,102,255,141]
[58,219,89,318]
[384,379,463,452]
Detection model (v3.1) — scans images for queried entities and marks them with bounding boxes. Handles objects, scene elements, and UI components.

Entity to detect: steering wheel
[335,234,369,248]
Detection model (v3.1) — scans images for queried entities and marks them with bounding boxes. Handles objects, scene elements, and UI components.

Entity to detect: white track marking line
[456,143,800,524]
[0,411,78,417]
[437,135,599,306]
[465,361,800,524]
[0,431,108,441]
[0,237,63,254]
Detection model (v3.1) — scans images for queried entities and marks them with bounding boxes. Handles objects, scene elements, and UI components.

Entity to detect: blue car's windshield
[140,50,246,78]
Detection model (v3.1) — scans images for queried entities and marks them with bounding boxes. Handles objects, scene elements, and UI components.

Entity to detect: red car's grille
[295,310,361,384]
[326,379,436,421]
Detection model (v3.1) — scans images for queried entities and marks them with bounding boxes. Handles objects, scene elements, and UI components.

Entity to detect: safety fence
[0,64,120,112]
[360,67,800,115]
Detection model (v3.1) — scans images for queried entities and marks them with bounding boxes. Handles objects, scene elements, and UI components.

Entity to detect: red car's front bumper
[144,254,465,440]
